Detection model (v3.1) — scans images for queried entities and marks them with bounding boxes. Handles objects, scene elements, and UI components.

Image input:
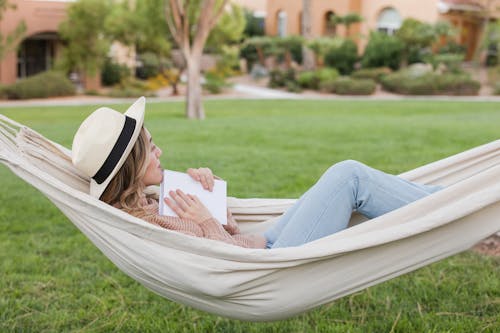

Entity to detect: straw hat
[72,97,145,198]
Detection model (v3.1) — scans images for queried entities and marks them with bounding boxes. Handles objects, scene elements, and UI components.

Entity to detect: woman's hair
[100,127,150,214]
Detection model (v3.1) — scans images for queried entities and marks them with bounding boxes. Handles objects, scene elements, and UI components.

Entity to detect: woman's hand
[164,189,213,224]
[223,209,240,235]
[187,167,216,192]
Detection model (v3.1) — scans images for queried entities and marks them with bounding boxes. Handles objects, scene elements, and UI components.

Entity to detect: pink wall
[0,0,69,85]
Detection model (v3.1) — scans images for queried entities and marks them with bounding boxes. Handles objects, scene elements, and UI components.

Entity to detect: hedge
[351,67,392,83]
[0,71,75,100]
[381,71,480,95]
[320,77,376,95]
[296,68,339,90]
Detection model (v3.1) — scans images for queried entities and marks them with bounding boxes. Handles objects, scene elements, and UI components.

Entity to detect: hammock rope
[0,114,499,321]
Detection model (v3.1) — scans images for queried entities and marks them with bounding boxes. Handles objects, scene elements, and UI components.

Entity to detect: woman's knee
[322,160,365,183]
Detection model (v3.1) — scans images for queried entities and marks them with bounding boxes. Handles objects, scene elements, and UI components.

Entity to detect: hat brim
[89,96,146,199]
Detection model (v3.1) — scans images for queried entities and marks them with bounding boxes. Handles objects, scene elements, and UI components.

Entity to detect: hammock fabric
[0,114,499,321]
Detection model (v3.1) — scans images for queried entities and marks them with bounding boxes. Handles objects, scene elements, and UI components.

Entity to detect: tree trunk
[185,53,205,119]
[302,0,315,70]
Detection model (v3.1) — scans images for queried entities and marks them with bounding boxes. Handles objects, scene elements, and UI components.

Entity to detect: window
[277,10,287,37]
[377,7,402,35]
[324,11,336,36]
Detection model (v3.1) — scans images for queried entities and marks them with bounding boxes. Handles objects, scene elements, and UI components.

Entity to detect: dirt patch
[472,234,500,257]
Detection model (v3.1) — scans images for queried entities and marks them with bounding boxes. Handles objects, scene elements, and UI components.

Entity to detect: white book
[159,170,227,225]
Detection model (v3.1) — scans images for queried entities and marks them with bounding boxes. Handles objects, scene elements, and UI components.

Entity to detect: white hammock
[0,114,499,322]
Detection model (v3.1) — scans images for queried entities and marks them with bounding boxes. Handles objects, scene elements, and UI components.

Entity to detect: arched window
[377,7,402,35]
[277,10,287,37]
[17,32,58,79]
[324,11,336,36]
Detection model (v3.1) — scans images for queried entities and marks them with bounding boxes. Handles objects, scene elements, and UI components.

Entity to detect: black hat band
[92,116,136,184]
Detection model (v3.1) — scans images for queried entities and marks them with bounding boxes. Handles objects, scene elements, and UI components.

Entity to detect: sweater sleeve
[133,201,266,249]
[198,217,266,249]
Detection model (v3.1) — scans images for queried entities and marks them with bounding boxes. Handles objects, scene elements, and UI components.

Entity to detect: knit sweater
[129,197,267,249]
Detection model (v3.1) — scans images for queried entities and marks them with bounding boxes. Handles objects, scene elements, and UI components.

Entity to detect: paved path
[1,83,500,108]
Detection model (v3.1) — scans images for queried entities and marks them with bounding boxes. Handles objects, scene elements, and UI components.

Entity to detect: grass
[0,99,499,332]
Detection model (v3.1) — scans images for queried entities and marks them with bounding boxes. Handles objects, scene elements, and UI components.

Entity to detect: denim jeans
[264,160,443,248]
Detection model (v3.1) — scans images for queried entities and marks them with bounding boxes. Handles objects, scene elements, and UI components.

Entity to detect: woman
[72,97,441,249]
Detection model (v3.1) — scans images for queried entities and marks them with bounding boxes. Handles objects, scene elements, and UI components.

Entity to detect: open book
[159,170,227,225]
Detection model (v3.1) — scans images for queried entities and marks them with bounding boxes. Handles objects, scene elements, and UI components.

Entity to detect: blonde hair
[100,127,150,215]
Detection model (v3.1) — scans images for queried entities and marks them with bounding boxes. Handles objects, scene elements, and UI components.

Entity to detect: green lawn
[0,99,499,332]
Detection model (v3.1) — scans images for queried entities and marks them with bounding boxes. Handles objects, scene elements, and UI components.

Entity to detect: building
[0,0,77,88]
[266,0,500,60]
[0,0,127,90]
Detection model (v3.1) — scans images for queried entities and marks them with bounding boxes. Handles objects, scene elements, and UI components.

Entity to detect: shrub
[297,68,339,90]
[330,77,376,95]
[381,70,480,95]
[135,52,171,80]
[1,71,75,99]
[268,68,296,88]
[0,85,6,100]
[203,72,231,94]
[107,77,156,98]
[296,71,316,89]
[351,67,391,82]
[324,39,358,75]
[276,36,304,65]
[307,37,344,65]
[285,80,302,93]
[427,53,464,73]
[101,58,130,86]
[361,32,403,70]
[437,41,466,55]
[494,82,500,95]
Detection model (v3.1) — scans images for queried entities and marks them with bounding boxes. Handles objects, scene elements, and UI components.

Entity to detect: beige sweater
[129,198,266,249]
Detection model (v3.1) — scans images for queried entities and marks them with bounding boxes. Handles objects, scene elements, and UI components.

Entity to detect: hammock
[0,114,499,322]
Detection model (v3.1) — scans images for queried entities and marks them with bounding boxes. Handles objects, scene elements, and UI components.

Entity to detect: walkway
[1,83,500,108]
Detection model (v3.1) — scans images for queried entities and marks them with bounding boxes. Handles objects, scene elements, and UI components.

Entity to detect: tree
[106,0,172,78]
[58,0,112,80]
[206,3,245,52]
[0,0,26,60]
[330,13,363,37]
[396,18,436,66]
[165,0,229,119]
[301,0,315,70]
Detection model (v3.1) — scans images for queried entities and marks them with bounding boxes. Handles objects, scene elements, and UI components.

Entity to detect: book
[159,169,227,225]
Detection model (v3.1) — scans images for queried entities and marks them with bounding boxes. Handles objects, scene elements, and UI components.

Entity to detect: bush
[1,71,75,100]
[361,32,403,70]
[381,71,480,95]
[0,85,6,100]
[297,68,339,90]
[268,68,296,88]
[135,52,171,80]
[324,39,358,75]
[101,58,130,86]
[276,36,304,65]
[437,41,466,55]
[320,77,376,95]
[427,53,464,73]
[351,67,391,82]
[203,72,231,94]
[494,82,500,95]
[285,80,302,93]
[107,78,156,98]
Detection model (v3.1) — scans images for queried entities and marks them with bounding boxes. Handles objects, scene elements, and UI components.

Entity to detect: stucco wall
[0,0,69,84]
[266,0,358,37]
[232,0,267,13]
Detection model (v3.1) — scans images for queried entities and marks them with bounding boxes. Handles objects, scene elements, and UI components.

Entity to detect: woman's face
[142,128,163,186]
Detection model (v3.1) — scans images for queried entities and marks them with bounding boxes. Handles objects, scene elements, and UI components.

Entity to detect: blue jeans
[264,160,442,248]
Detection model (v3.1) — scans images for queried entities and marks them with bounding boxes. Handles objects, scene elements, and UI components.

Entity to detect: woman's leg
[264,160,442,248]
